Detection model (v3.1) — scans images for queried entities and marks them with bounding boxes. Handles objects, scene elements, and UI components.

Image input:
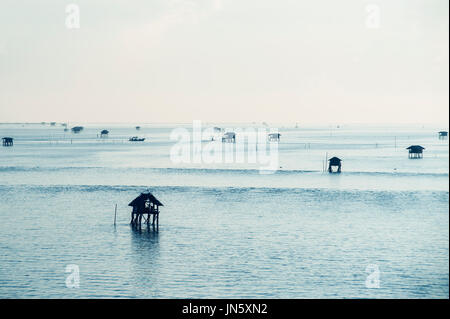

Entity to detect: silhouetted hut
[328,157,342,173]
[135,126,141,130]
[100,129,109,138]
[438,131,448,140]
[129,192,163,229]
[222,132,236,143]
[2,137,13,147]
[406,145,425,159]
[268,133,281,142]
[71,126,84,134]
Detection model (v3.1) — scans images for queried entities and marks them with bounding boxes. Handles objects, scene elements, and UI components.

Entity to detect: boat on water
[129,136,145,142]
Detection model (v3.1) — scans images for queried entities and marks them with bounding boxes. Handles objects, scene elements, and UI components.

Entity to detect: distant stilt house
[100,130,109,138]
[71,126,84,134]
[2,137,13,147]
[438,131,448,140]
[268,133,281,142]
[129,192,163,230]
[328,157,342,173]
[135,126,141,130]
[406,145,425,159]
[222,132,236,143]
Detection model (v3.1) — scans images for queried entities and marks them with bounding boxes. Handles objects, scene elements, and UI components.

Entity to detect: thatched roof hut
[406,145,425,158]
[129,192,164,228]
[268,133,281,141]
[328,157,342,173]
[2,137,13,146]
[71,126,84,133]
[222,132,236,143]
[100,129,109,137]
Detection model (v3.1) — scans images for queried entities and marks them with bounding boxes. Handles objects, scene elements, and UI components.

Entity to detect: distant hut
[222,132,236,143]
[129,192,164,229]
[135,126,141,130]
[406,145,425,159]
[438,131,448,140]
[71,126,84,134]
[268,133,281,142]
[2,137,13,147]
[100,129,109,138]
[328,157,342,173]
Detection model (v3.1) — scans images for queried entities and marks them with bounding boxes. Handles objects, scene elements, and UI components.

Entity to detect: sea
[0,123,448,298]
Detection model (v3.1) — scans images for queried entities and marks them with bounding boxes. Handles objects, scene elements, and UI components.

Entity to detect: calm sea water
[0,123,448,298]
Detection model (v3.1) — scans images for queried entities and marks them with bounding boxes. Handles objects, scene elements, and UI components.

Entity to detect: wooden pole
[114,204,117,226]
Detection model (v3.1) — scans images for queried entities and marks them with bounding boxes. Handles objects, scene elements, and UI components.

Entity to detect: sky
[0,0,448,124]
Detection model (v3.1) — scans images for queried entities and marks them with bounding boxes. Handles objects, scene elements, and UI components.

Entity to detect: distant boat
[129,136,145,142]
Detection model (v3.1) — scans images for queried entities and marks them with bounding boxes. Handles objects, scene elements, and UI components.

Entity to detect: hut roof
[2,137,13,140]
[406,145,425,152]
[71,126,84,132]
[268,133,281,136]
[128,192,163,207]
[101,129,109,134]
[439,131,448,134]
[328,156,342,162]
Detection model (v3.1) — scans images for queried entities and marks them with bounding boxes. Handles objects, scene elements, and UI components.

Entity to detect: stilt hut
[129,192,163,229]
[100,129,109,138]
[135,126,141,130]
[222,132,236,143]
[2,137,13,147]
[328,157,342,173]
[268,133,281,142]
[406,145,425,159]
[438,131,448,140]
[71,126,84,134]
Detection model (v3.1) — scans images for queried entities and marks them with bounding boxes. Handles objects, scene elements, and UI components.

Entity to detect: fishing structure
[129,192,163,230]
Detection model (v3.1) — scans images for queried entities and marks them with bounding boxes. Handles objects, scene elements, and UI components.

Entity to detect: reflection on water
[129,226,161,297]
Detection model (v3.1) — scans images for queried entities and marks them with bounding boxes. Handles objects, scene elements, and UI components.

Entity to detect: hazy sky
[0,0,448,124]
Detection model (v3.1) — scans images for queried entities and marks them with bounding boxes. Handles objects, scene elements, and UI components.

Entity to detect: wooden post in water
[114,204,117,226]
